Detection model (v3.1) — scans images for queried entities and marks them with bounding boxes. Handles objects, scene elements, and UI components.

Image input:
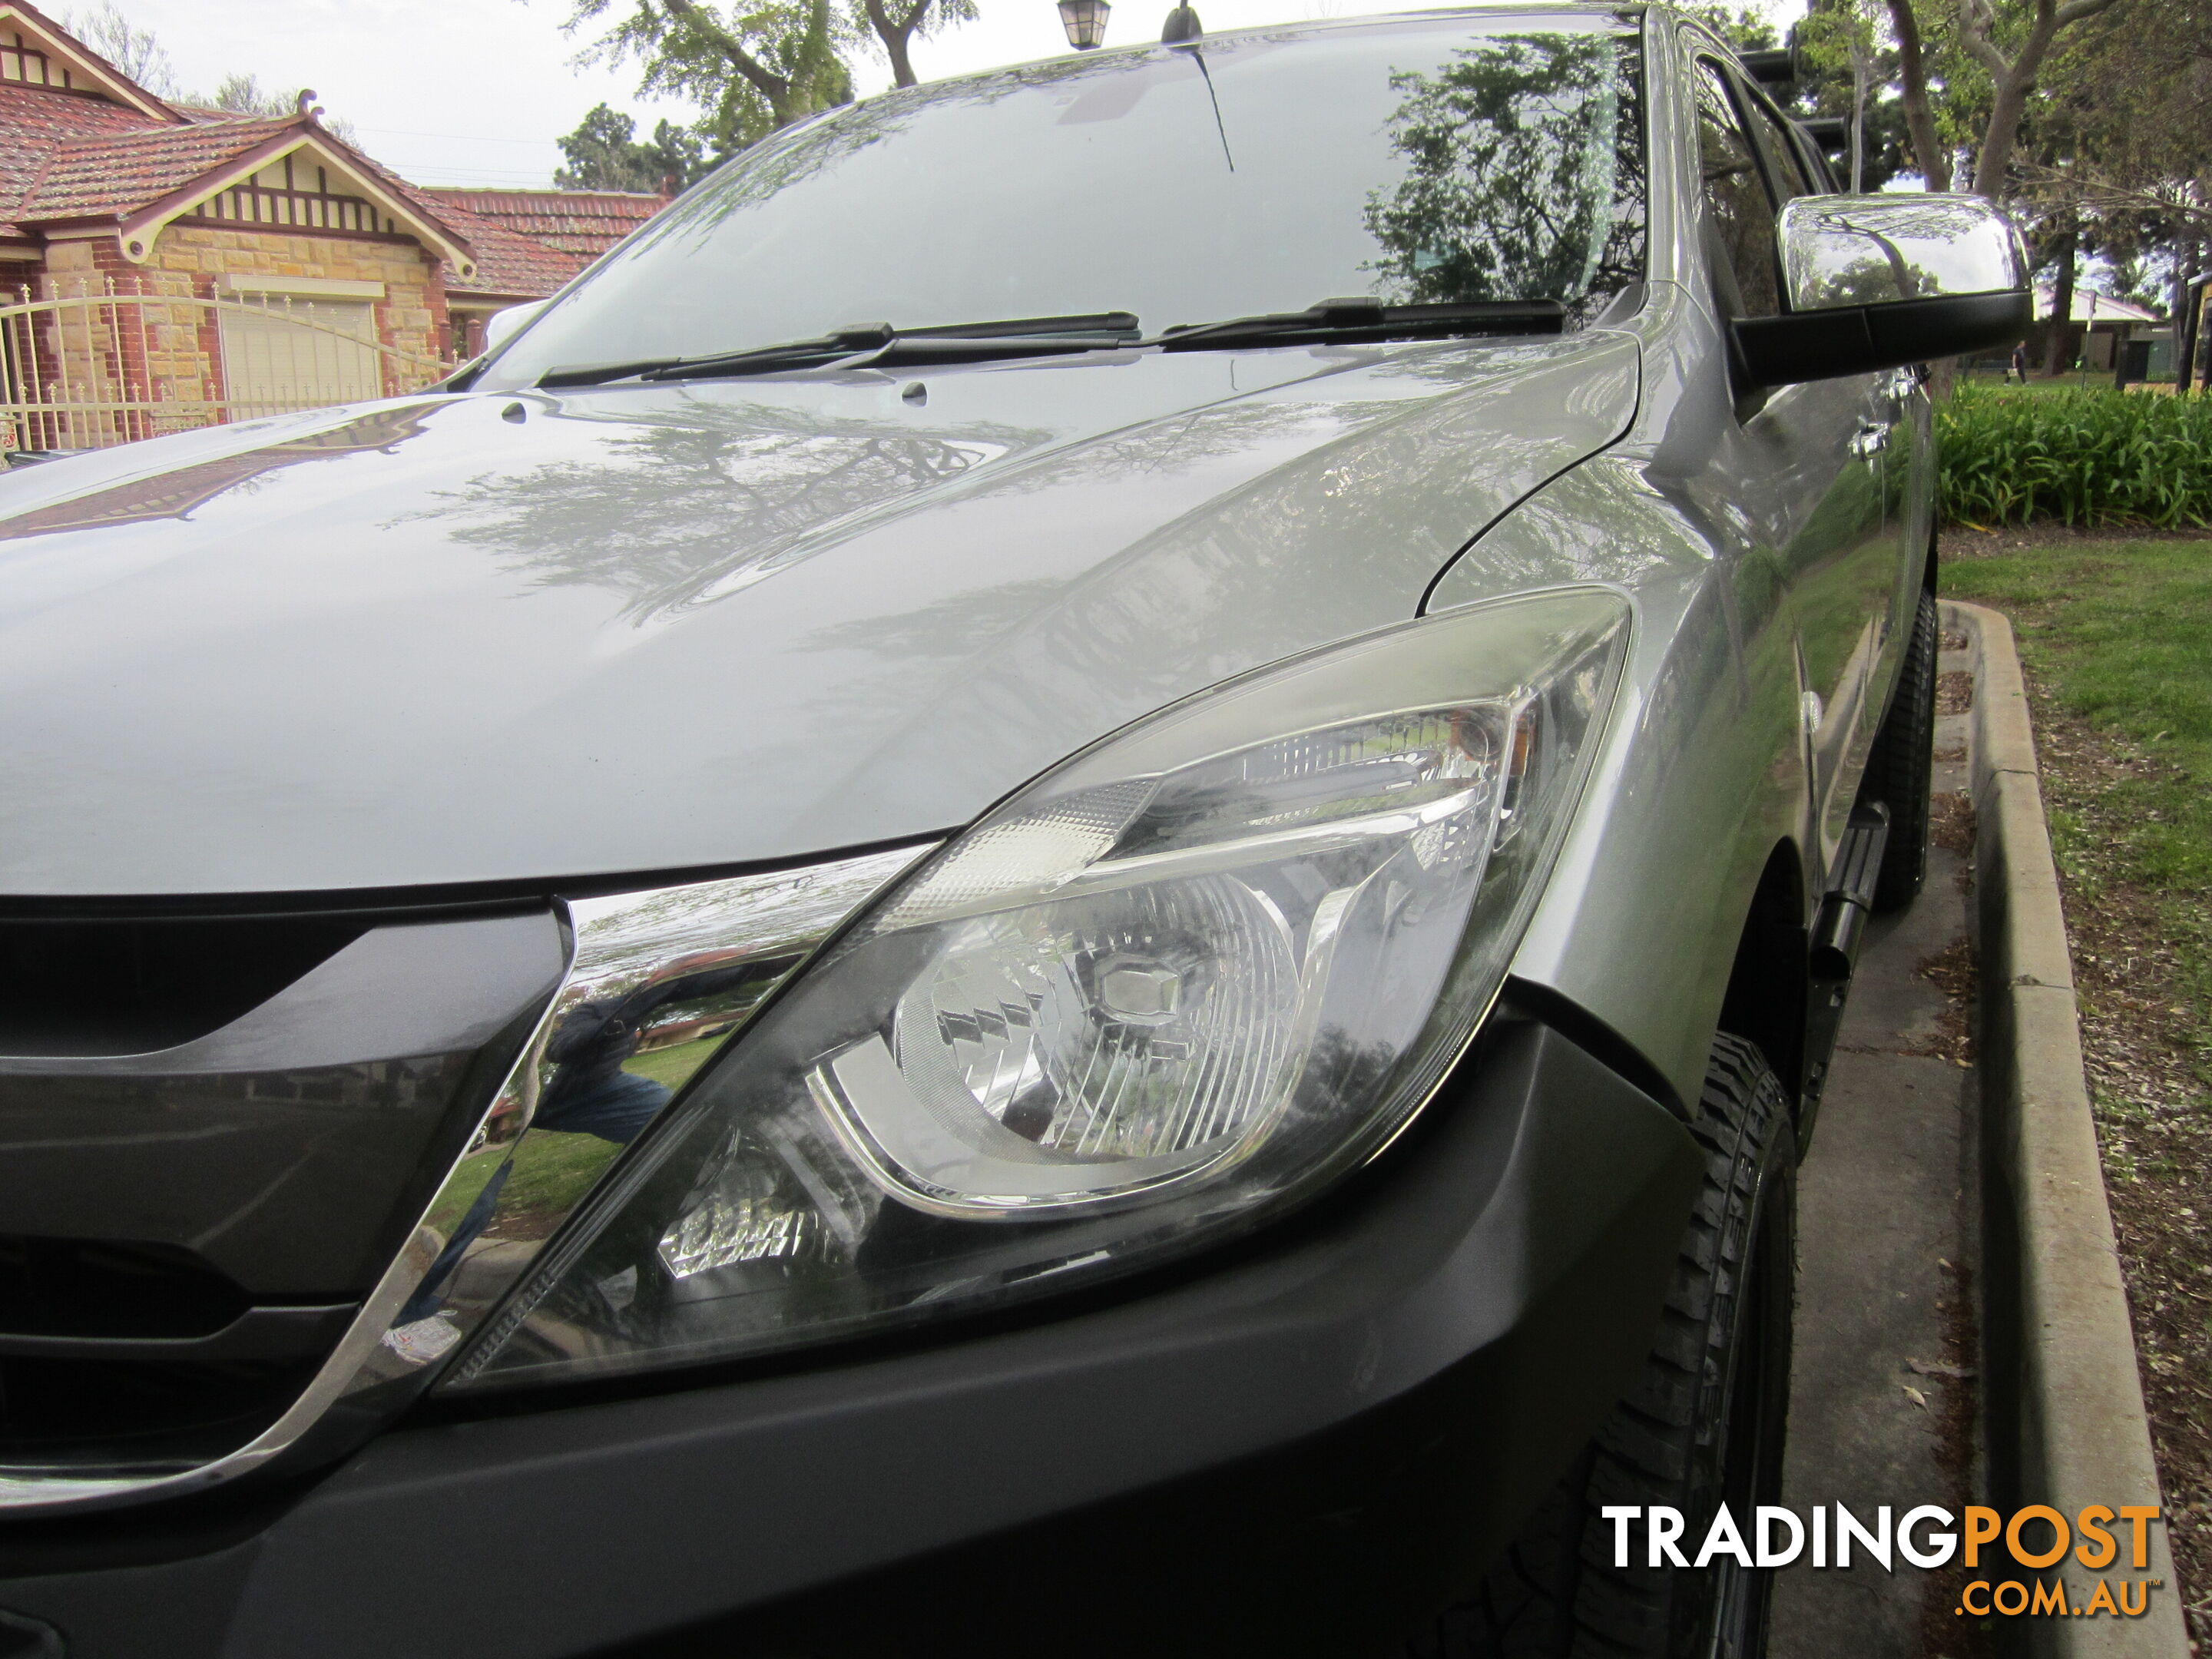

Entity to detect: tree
[1689,4,1779,51]
[1794,0,1887,191]
[555,104,708,190]
[565,0,856,154]
[851,0,976,90]
[193,72,294,117]
[1953,0,2124,194]
[67,1,175,93]
[1879,0,1951,188]
[2022,0,2212,375]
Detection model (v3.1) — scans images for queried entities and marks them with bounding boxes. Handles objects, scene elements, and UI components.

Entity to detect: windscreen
[478,15,1645,388]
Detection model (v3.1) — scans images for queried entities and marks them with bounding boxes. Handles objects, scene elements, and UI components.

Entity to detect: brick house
[0,0,664,445]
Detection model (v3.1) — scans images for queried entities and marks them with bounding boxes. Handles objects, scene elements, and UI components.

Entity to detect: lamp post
[1058,0,1109,48]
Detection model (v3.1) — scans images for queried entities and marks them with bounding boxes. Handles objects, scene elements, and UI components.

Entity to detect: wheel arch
[1714,838,1811,1117]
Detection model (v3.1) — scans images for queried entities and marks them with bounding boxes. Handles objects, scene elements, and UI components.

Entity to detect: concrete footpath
[1771,650,1983,1657]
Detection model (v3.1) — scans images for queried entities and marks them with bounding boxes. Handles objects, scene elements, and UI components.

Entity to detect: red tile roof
[0,79,164,237]
[422,188,664,258]
[422,189,668,301]
[19,115,298,222]
[169,103,274,124]
[428,198,588,300]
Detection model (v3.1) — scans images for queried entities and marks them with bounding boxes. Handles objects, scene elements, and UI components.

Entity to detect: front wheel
[1866,589,1939,912]
[1412,1032,1798,1659]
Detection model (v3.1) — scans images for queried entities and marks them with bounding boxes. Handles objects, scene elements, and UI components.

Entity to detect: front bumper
[0,1014,1700,1659]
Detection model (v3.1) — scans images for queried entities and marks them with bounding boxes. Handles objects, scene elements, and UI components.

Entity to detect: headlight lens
[448,588,1629,1390]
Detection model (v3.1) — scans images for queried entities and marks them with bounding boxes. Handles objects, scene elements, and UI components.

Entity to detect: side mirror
[483,300,548,356]
[1734,194,2031,389]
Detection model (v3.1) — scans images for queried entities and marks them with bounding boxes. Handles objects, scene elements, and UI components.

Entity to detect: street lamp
[1058,0,1109,48]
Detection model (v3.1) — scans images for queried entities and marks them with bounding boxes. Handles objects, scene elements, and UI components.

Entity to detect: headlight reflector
[448,588,1629,1390]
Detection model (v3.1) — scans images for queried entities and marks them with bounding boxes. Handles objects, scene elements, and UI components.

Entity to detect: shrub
[1936,383,2212,529]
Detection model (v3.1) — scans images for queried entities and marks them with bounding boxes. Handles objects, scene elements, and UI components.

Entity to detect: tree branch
[663,0,792,102]
[1884,0,1950,190]
[2052,0,2122,26]
[1954,0,2012,78]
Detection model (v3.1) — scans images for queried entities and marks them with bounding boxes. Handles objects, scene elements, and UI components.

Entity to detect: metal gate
[0,276,455,453]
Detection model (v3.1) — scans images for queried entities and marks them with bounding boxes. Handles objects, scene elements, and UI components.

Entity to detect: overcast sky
[108,0,1789,190]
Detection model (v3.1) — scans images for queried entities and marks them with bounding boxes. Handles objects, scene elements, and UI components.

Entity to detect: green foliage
[1937,385,2212,528]
[565,0,856,154]
[1789,0,1912,190]
[556,104,709,190]
[1687,4,1780,50]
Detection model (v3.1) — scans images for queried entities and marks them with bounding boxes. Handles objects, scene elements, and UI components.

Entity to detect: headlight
[447,588,1630,1390]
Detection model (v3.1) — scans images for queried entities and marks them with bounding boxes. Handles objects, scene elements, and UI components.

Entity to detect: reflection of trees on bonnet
[1362,35,1645,322]
[396,400,1045,622]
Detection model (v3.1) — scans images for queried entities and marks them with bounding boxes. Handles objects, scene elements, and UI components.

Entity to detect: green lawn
[1941,538,2212,899]
[1940,535,2212,1557]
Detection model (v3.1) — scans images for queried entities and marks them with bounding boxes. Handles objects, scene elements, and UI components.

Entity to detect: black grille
[0,1236,306,1469]
[0,1236,248,1339]
[0,906,567,1479]
[0,916,363,1058]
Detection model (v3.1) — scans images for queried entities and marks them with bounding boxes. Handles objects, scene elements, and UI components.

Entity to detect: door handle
[1851,420,1890,457]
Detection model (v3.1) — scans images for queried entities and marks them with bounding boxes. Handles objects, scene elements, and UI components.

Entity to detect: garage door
[218,300,383,416]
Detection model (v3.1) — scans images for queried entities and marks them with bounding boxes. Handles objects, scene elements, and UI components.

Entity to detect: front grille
[0,1235,334,1471]
[0,1236,248,1339]
[0,906,568,1480]
[0,915,363,1058]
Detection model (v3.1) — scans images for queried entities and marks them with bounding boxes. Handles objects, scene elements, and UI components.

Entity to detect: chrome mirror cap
[1735,194,2032,390]
[1777,193,2028,313]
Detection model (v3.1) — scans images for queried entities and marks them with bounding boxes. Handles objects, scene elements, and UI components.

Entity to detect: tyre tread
[1869,588,1939,912]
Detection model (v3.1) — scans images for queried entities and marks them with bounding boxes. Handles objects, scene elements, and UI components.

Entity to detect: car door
[1871,362,1935,718]
[1736,78,1923,801]
[1689,53,1893,872]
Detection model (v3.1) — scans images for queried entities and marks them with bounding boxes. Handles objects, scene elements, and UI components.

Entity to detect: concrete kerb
[1943,599,2188,1657]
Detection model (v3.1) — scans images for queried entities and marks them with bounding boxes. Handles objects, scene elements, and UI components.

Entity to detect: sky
[103,0,1793,190]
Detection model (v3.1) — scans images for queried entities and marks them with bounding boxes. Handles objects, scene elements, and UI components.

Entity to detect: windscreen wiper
[539,313,1144,389]
[1154,297,1567,352]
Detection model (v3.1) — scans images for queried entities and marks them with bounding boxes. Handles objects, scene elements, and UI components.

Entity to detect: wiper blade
[537,326,890,389]
[1155,298,1567,351]
[538,313,1142,389]
[533,302,1558,388]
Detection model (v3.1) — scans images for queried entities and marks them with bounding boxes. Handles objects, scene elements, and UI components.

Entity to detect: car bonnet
[0,330,1637,896]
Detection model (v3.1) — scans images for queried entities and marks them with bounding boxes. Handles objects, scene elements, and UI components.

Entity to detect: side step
[1800,802,1890,1141]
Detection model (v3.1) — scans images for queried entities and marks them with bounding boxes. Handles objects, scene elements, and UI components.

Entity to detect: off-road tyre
[1409,1033,1798,1659]
[1866,588,1939,912]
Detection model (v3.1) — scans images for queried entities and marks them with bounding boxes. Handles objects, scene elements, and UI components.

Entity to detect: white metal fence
[0,276,455,453]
